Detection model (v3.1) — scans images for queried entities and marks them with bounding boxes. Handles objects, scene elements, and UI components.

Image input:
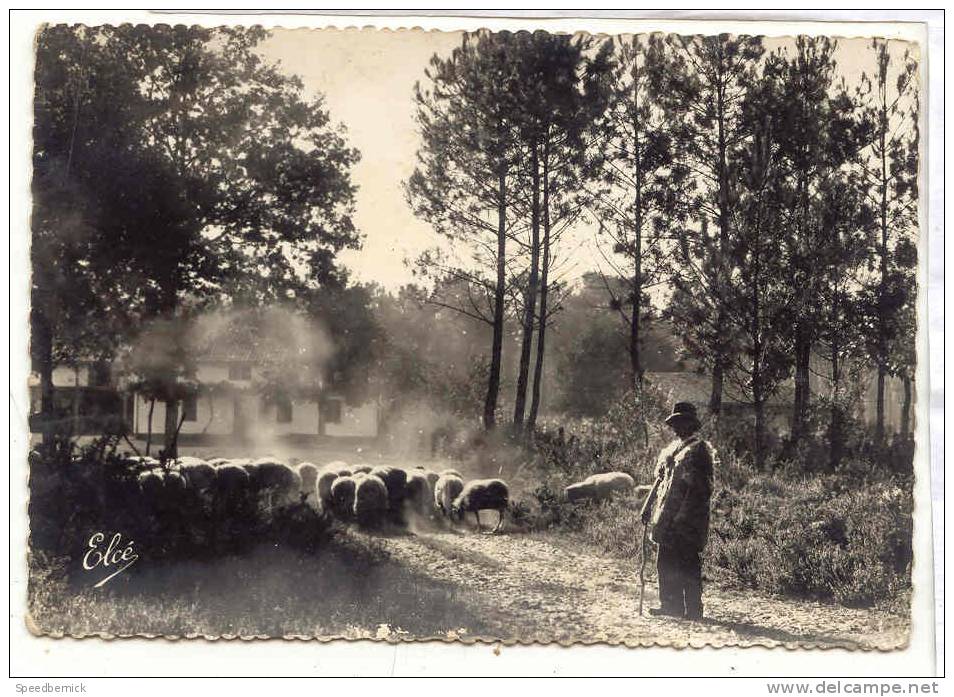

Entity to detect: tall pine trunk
[630,101,644,389]
[709,360,725,416]
[145,398,155,456]
[901,374,912,437]
[163,400,179,460]
[513,142,540,430]
[791,327,812,440]
[483,162,507,431]
[875,88,889,445]
[710,75,730,417]
[828,341,844,470]
[157,271,181,458]
[32,304,56,444]
[754,390,766,471]
[527,140,551,431]
[875,364,887,444]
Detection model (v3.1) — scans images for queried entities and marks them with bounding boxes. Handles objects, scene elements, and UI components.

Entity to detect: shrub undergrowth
[510,387,914,610]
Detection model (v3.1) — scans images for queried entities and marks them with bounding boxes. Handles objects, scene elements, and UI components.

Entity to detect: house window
[276,397,293,424]
[322,398,342,425]
[183,394,197,422]
[229,364,252,380]
[90,363,111,386]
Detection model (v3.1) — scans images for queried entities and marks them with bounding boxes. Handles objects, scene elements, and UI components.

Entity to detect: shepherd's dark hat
[664,401,700,429]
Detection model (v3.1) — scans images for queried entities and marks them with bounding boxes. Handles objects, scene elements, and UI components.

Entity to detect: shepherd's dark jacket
[641,435,714,551]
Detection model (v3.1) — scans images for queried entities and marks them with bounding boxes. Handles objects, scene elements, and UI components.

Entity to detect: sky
[258,29,463,290]
[256,29,917,292]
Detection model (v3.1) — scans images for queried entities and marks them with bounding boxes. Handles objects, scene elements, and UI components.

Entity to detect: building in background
[127,345,378,442]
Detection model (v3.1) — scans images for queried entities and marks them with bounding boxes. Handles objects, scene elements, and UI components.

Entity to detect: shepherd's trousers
[656,543,703,619]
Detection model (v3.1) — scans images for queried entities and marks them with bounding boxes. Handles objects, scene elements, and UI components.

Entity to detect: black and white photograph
[19,13,932,659]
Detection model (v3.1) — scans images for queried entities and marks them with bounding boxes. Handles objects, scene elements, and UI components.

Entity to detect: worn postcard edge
[16,16,930,654]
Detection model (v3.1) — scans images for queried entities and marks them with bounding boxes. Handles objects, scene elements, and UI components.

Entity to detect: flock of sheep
[117,452,648,553]
[129,455,513,533]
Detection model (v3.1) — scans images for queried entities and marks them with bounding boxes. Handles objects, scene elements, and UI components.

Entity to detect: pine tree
[651,33,764,416]
[406,31,523,431]
[591,34,690,390]
[857,39,920,444]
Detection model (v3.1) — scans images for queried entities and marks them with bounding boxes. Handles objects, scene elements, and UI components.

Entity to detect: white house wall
[179,393,235,435]
[325,401,378,438]
[132,368,377,438]
[257,399,320,437]
[133,394,167,436]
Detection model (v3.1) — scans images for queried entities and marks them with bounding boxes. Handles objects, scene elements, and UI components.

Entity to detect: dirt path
[346,527,908,649]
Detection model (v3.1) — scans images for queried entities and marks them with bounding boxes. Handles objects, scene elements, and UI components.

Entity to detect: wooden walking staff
[638,522,648,615]
[638,474,663,616]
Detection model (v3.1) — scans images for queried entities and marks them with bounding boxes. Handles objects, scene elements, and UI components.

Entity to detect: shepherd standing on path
[640,402,714,620]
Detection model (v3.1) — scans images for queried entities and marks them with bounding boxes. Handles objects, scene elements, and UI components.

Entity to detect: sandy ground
[345,526,909,649]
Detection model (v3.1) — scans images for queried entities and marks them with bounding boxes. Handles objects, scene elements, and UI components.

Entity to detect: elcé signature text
[83,532,139,587]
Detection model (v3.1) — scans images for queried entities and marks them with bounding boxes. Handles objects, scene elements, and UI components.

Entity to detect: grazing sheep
[352,474,389,528]
[423,470,440,489]
[214,464,250,502]
[176,456,208,467]
[243,462,261,488]
[404,469,435,518]
[452,479,509,532]
[585,471,636,497]
[316,469,340,511]
[351,464,373,475]
[181,462,216,496]
[564,480,598,503]
[137,469,164,499]
[208,464,253,549]
[433,473,465,518]
[565,472,636,503]
[253,461,302,507]
[162,469,188,494]
[330,476,357,521]
[371,466,408,512]
[297,463,319,503]
[207,457,231,467]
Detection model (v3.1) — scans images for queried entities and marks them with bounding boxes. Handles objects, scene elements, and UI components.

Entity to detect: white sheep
[330,475,357,520]
[297,462,319,504]
[565,471,636,503]
[247,460,301,509]
[370,466,408,514]
[353,474,389,528]
[316,469,339,512]
[404,469,435,518]
[181,461,217,498]
[433,473,465,518]
[451,478,509,532]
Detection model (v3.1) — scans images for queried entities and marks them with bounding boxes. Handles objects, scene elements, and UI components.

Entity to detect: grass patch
[28,536,498,639]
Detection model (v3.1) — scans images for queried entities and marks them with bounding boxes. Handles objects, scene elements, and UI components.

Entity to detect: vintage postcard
[20,14,930,657]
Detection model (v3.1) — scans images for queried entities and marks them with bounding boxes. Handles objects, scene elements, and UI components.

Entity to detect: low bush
[28,437,333,578]
[516,389,914,610]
